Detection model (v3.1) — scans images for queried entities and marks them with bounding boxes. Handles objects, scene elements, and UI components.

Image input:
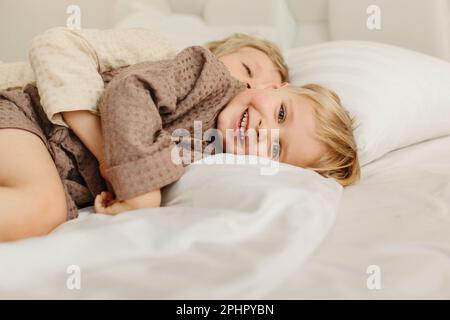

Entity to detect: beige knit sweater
[0,27,176,126]
[0,61,35,90]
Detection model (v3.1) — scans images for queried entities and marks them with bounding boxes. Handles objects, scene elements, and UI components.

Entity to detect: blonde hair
[205,33,289,82]
[288,84,360,187]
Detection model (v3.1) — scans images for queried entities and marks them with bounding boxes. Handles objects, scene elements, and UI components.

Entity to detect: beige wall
[0,0,113,62]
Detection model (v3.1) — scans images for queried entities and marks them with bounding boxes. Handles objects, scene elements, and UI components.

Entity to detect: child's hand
[94,191,133,215]
[94,189,162,216]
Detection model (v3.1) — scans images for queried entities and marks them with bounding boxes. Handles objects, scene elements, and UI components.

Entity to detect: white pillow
[113,2,279,51]
[286,41,450,165]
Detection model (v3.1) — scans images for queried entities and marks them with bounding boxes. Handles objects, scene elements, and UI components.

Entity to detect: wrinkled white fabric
[0,155,341,299]
[266,135,450,299]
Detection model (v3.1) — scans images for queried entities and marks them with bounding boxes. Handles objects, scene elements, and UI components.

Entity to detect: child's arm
[96,47,217,214]
[29,27,176,128]
[97,65,185,205]
[28,27,175,184]
[62,111,103,161]
[61,109,164,209]
[96,46,243,215]
[61,110,111,182]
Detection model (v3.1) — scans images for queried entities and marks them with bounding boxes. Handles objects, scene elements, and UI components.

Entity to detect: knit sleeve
[29,27,176,127]
[0,61,35,91]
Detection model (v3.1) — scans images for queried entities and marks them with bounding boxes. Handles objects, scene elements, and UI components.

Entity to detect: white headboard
[157,0,450,59]
[1,0,449,62]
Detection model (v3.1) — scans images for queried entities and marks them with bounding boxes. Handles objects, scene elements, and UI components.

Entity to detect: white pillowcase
[286,41,450,165]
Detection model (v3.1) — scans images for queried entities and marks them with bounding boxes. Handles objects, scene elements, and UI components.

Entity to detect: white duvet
[0,155,342,299]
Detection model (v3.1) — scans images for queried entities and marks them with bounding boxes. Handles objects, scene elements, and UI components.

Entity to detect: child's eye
[243,63,252,77]
[278,104,286,123]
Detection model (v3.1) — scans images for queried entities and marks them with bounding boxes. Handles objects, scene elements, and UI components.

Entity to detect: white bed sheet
[0,156,341,299]
[266,135,450,299]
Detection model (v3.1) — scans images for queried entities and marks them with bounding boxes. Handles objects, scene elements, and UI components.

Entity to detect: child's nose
[250,90,273,113]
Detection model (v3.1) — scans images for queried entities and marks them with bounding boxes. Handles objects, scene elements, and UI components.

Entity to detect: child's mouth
[236,108,249,145]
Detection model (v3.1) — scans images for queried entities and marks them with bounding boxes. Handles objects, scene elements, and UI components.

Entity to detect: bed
[0,0,449,299]
[0,136,448,299]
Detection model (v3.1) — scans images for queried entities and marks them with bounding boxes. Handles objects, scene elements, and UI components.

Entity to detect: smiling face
[218,47,283,89]
[216,87,328,168]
